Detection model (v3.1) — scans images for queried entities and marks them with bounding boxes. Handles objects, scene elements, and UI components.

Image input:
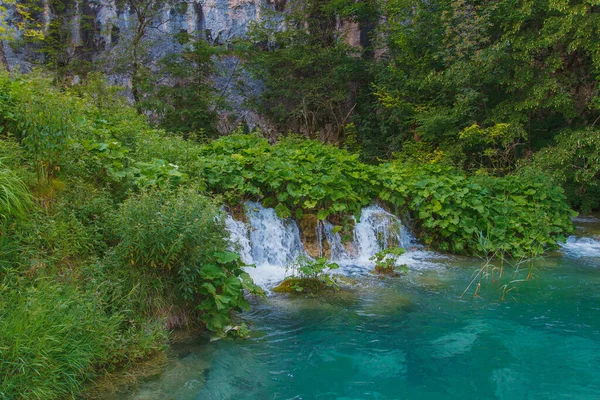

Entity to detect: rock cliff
[1,0,365,133]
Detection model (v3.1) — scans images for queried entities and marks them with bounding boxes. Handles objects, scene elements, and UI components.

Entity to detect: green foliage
[0,282,120,400]
[0,71,83,183]
[370,247,408,276]
[113,188,226,272]
[16,204,95,272]
[378,163,575,257]
[193,251,263,337]
[0,72,257,398]
[530,128,600,213]
[0,66,582,399]
[199,133,573,257]
[142,35,222,137]
[242,0,366,140]
[0,72,191,194]
[0,160,32,221]
[82,139,187,188]
[274,256,340,294]
[365,0,600,178]
[458,123,527,173]
[197,133,377,222]
[112,187,262,335]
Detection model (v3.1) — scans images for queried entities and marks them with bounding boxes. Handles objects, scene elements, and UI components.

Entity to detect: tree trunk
[132,60,140,104]
[0,41,10,72]
[43,0,51,34]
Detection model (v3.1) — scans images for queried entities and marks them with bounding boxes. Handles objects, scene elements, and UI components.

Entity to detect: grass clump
[274,257,340,294]
[0,159,32,222]
[0,282,120,399]
[370,247,408,276]
[111,187,264,336]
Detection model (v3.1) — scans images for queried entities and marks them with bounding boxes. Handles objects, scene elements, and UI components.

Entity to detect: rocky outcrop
[1,0,370,134]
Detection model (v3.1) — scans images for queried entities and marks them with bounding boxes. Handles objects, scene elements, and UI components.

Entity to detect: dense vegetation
[0,70,576,398]
[0,73,261,399]
[3,0,597,211]
[0,0,597,397]
[199,134,573,257]
[240,0,600,212]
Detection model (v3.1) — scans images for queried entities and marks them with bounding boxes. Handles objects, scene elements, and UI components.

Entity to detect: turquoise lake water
[115,224,600,400]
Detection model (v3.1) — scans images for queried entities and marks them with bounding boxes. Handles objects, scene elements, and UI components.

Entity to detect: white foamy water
[353,205,416,265]
[245,202,304,265]
[559,236,600,258]
[225,204,305,287]
[224,215,253,265]
[224,202,440,288]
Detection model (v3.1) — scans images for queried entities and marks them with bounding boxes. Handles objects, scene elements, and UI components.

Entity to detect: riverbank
[105,239,600,399]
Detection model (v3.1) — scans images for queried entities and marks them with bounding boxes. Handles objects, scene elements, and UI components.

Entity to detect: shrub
[197,134,574,257]
[531,128,600,213]
[377,163,575,257]
[370,247,408,276]
[112,187,262,335]
[273,257,340,294]
[197,133,377,221]
[0,71,84,184]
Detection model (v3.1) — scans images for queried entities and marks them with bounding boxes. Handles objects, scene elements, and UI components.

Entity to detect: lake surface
[113,218,600,400]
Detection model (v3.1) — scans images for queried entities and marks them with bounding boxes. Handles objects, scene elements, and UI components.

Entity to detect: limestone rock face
[201,0,265,43]
[64,0,270,45]
[1,0,369,134]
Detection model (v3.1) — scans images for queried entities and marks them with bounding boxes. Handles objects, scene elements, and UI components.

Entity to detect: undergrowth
[0,70,577,399]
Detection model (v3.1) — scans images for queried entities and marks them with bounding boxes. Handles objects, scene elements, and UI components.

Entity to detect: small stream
[109,210,600,400]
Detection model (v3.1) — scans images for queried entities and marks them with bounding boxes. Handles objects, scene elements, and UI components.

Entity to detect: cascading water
[226,202,305,286]
[559,236,600,258]
[245,202,305,266]
[353,205,415,264]
[224,215,253,265]
[225,202,429,287]
[322,221,351,262]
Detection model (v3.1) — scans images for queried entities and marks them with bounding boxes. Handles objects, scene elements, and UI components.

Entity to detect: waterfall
[225,202,304,286]
[560,236,600,258]
[225,202,421,287]
[322,221,351,262]
[245,202,305,266]
[224,215,253,265]
[353,205,415,264]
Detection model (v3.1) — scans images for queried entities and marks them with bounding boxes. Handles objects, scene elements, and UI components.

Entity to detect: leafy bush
[0,71,83,184]
[197,134,377,221]
[378,163,575,257]
[112,187,262,335]
[531,128,600,213]
[273,257,340,294]
[81,137,187,189]
[198,134,574,257]
[370,247,408,276]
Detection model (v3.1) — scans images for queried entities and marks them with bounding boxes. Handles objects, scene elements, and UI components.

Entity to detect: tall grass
[0,161,32,221]
[0,282,120,399]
